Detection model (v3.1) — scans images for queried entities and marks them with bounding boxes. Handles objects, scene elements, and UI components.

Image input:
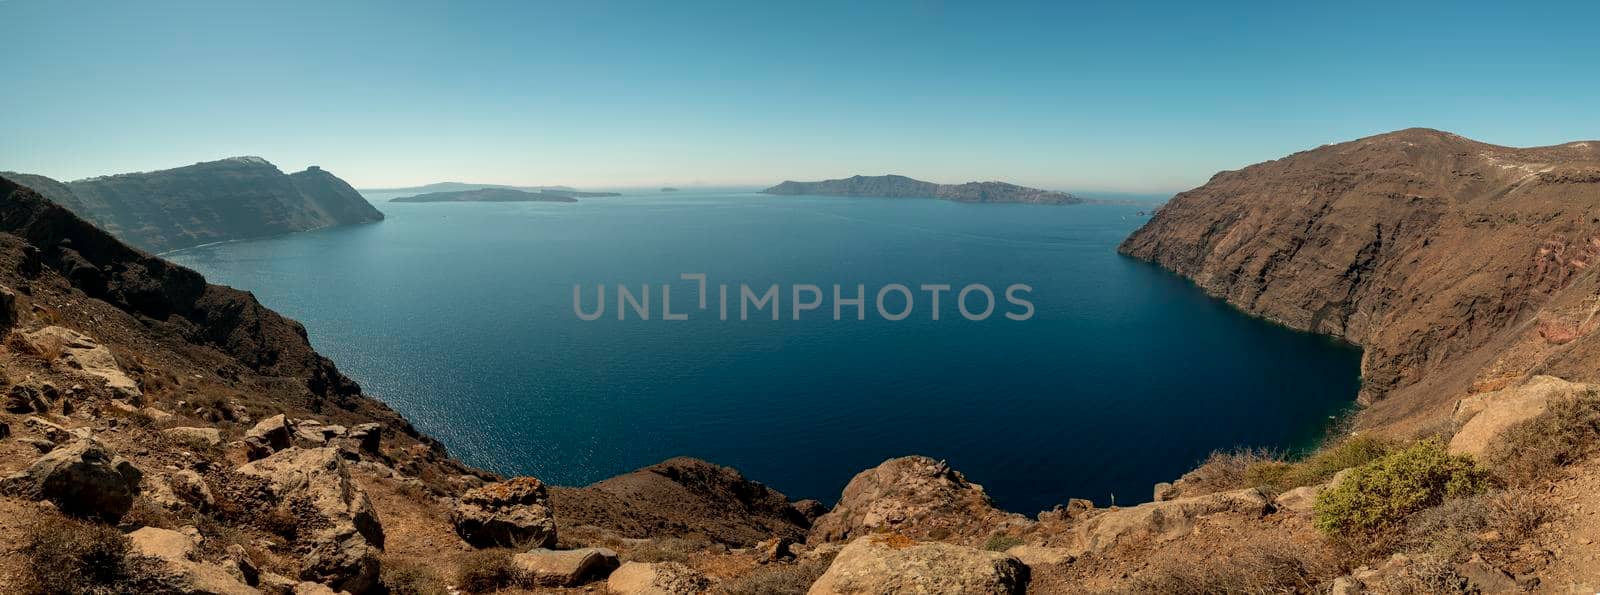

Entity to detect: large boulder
[235,447,383,593]
[807,534,1027,595]
[22,326,141,398]
[128,527,258,595]
[244,414,293,461]
[452,477,557,549]
[2,436,142,521]
[809,456,1026,545]
[606,561,709,595]
[1050,487,1270,557]
[1450,375,1595,456]
[511,547,619,587]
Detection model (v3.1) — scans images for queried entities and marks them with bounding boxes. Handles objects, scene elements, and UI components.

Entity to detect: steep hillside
[2,157,383,253]
[1121,128,1600,428]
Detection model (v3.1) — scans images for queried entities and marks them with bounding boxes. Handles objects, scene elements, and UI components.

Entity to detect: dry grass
[455,549,518,594]
[31,333,65,365]
[712,552,837,595]
[1177,448,1281,496]
[382,557,451,595]
[20,513,172,595]
[1486,393,1600,487]
[626,536,717,563]
[1246,435,1394,493]
[1119,535,1339,594]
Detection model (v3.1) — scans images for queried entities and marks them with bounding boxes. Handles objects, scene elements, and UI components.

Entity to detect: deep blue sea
[167,191,1361,513]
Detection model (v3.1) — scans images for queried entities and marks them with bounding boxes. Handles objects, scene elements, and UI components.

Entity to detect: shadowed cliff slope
[1121,128,1600,428]
[3,157,383,253]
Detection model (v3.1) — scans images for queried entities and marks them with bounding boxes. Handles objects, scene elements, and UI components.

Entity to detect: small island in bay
[391,187,589,203]
[763,174,1082,205]
[660,187,680,192]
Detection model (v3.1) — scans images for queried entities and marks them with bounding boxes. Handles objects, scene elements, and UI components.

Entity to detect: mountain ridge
[763,174,1083,205]
[2,157,384,253]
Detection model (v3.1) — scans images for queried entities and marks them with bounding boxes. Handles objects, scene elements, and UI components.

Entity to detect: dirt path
[1536,457,1600,593]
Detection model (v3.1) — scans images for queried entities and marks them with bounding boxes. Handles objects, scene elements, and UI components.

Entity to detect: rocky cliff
[2,157,383,253]
[1121,128,1600,428]
[764,174,1082,205]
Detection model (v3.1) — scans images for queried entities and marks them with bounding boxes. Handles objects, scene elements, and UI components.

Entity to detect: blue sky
[3,0,1597,192]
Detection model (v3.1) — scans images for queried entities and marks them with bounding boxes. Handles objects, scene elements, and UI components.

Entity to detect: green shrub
[1313,439,1490,538]
[1245,435,1393,493]
[981,533,1023,552]
[1487,393,1600,486]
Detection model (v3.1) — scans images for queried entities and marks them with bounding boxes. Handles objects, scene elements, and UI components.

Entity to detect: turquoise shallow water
[167,191,1361,513]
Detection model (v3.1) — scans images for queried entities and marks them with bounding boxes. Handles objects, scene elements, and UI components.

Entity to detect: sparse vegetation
[1178,448,1281,495]
[1486,393,1600,486]
[626,536,716,563]
[982,533,1023,552]
[712,554,837,595]
[21,514,170,595]
[1122,535,1338,594]
[1314,439,1490,539]
[1245,435,1393,493]
[455,549,518,594]
[382,558,451,595]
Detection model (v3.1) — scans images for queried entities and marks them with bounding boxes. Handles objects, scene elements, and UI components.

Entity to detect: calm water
[167,191,1361,513]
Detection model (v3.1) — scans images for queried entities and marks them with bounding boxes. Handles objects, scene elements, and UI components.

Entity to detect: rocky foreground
[4,131,1600,594]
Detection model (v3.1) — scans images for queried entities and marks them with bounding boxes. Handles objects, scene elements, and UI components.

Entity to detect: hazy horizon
[5,0,1599,192]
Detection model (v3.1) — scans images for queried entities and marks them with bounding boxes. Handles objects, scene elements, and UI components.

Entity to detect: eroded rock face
[452,476,557,549]
[235,447,383,593]
[23,326,141,398]
[809,456,1026,545]
[606,561,709,595]
[2,436,142,521]
[1049,487,1270,557]
[1449,375,1596,456]
[807,535,1027,595]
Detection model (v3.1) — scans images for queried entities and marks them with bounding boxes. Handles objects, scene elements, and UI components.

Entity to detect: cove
[166,190,1362,514]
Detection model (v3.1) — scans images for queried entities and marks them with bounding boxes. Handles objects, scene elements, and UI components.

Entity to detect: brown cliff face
[1120,129,1600,428]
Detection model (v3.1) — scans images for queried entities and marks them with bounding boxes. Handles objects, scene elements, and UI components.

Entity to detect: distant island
[660,187,680,192]
[390,188,586,203]
[763,174,1082,205]
[2,157,383,253]
[363,181,619,198]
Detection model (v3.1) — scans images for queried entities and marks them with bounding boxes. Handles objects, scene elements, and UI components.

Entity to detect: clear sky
[3,0,1598,193]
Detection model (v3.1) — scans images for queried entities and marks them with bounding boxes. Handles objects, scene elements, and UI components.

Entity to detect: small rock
[755,536,795,563]
[348,423,382,453]
[24,416,72,443]
[141,407,176,424]
[606,561,709,595]
[1330,576,1363,595]
[0,422,10,440]
[162,426,223,447]
[1455,558,1517,593]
